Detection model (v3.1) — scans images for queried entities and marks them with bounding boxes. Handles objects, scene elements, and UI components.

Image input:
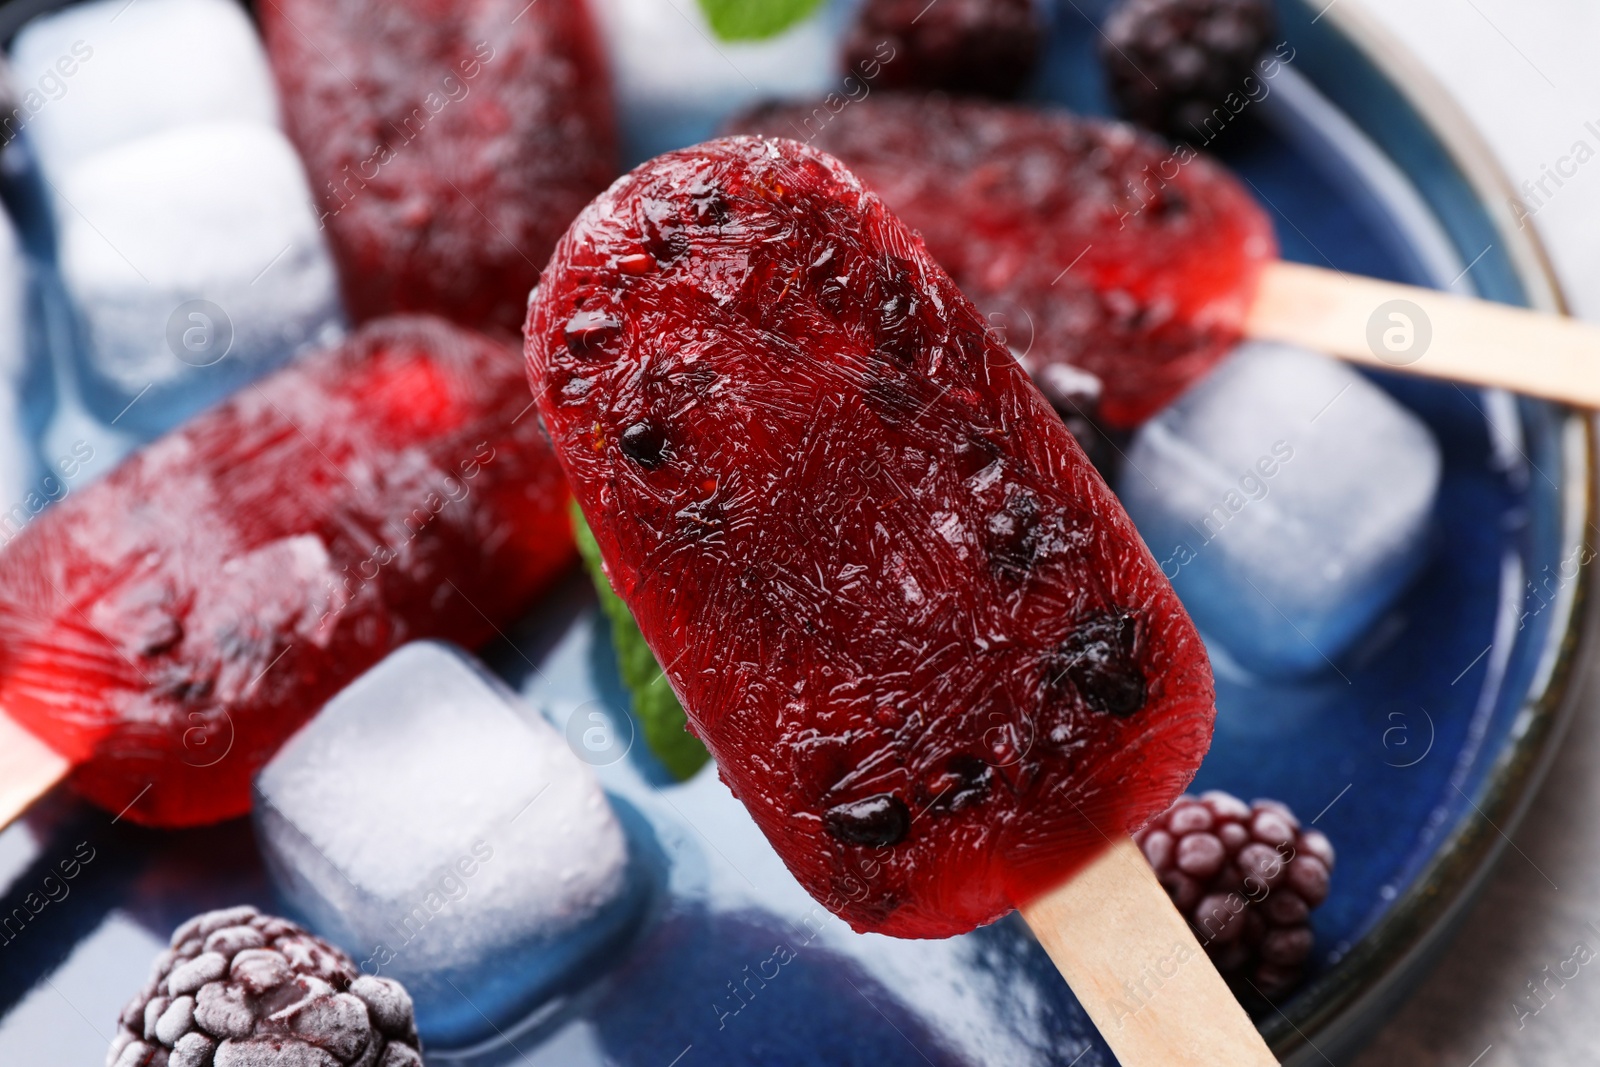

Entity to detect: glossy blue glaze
[0,1,1578,1064]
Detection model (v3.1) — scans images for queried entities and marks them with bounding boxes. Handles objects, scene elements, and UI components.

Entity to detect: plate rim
[1266,2,1599,1061]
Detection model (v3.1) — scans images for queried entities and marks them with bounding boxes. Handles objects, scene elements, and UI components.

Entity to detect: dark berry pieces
[619,421,669,468]
[1052,612,1146,717]
[925,755,993,812]
[987,485,1041,576]
[843,0,1043,98]
[565,308,624,357]
[825,794,913,847]
[1100,0,1277,140]
[1137,792,1335,998]
[107,906,422,1067]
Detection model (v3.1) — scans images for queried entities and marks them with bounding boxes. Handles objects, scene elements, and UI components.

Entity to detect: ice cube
[1118,342,1442,677]
[591,0,845,162]
[0,210,41,517]
[253,641,642,1048]
[54,121,342,436]
[7,0,279,177]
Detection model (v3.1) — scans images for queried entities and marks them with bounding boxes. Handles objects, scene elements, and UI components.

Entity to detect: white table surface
[1346,3,1600,1064]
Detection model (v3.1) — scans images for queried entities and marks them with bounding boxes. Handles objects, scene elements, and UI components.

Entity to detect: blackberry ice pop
[0,316,574,829]
[732,96,1600,414]
[259,0,617,337]
[526,137,1273,1063]
[730,95,1275,428]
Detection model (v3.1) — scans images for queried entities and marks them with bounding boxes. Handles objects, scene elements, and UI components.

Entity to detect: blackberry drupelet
[107,905,422,1067]
[842,0,1042,98]
[1100,0,1276,140]
[1137,791,1335,998]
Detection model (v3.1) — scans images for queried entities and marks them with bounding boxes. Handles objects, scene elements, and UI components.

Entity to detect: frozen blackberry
[842,0,1042,98]
[1020,359,1126,480]
[107,905,423,1067]
[1100,0,1276,140]
[1136,791,1335,998]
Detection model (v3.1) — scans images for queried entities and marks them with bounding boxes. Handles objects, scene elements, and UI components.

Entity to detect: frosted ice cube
[0,210,41,515]
[591,0,846,162]
[0,209,27,382]
[54,121,342,436]
[254,642,642,1048]
[1118,342,1441,677]
[7,0,278,176]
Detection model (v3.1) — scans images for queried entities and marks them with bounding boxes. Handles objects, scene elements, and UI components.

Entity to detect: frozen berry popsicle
[259,0,617,337]
[728,95,1277,428]
[0,316,573,828]
[525,136,1216,940]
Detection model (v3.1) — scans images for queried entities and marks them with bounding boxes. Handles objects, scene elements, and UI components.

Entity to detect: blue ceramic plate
[0,1,1592,1065]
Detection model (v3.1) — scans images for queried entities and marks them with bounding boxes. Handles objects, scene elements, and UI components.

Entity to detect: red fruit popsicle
[259,0,617,337]
[525,136,1216,938]
[728,94,1277,428]
[0,316,573,828]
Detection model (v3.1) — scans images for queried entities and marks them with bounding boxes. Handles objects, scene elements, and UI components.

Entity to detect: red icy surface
[260,0,617,337]
[526,136,1216,938]
[729,95,1277,428]
[0,316,574,827]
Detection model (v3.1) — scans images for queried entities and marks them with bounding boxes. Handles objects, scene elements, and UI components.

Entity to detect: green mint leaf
[572,504,711,781]
[697,0,826,41]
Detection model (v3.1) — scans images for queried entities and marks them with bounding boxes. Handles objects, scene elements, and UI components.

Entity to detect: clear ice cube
[53,121,342,436]
[7,0,279,177]
[253,641,642,1048]
[0,209,41,517]
[591,0,845,162]
[1118,341,1442,677]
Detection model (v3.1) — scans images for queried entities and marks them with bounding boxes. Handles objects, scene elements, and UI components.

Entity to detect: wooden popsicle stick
[1247,260,1600,408]
[1021,836,1278,1066]
[0,710,70,832]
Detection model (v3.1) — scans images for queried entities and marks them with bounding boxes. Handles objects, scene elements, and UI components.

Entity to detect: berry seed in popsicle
[524,135,1216,939]
[0,316,574,829]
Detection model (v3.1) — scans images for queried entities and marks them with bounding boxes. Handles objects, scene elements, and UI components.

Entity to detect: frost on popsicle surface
[259,0,618,337]
[728,94,1277,428]
[525,136,1216,938]
[0,316,574,828]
